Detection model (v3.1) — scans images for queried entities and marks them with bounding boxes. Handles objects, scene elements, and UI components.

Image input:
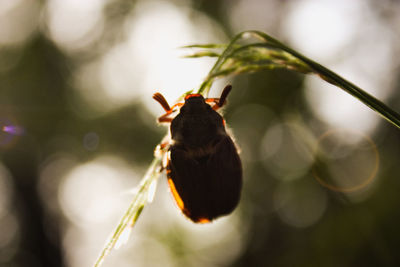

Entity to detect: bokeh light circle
[260,121,314,181]
[312,129,379,193]
[274,179,327,228]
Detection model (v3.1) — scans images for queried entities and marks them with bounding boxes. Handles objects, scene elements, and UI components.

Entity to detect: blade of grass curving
[197,32,251,96]
[195,35,306,95]
[211,43,312,75]
[183,51,221,58]
[191,30,400,129]
[93,157,162,267]
[205,64,285,81]
[181,44,228,49]
[246,31,400,129]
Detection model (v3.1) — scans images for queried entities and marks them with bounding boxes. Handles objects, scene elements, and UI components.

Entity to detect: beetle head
[180,95,212,115]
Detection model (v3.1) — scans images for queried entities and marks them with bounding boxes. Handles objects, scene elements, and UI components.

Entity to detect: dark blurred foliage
[1,0,400,267]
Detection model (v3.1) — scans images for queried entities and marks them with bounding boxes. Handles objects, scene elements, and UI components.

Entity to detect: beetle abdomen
[167,134,242,223]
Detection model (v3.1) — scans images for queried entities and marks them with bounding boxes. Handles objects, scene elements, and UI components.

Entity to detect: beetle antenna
[153,93,171,112]
[218,85,232,107]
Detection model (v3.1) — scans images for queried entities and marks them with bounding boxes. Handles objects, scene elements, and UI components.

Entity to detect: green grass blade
[93,157,162,267]
[248,31,400,129]
[181,43,228,49]
[190,30,400,130]
[182,51,220,58]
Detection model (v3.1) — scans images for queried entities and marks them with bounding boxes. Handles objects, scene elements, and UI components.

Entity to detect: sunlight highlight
[58,156,139,226]
[73,0,226,115]
[114,227,132,250]
[147,179,158,203]
[197,218,211,224]
[0,0,39,46]
[45,0,105,52]
[167,178,185,211]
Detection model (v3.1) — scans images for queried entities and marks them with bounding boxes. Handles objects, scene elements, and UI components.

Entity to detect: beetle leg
[158,114,174,123]
[154,136,171,169]
[205,85,232,110]
[205,98,219,104]
[157,102,184,123]
[153,93,184,123]
[205,98,224,110]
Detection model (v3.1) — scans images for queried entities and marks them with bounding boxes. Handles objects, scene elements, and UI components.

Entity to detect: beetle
[152,85,242,223]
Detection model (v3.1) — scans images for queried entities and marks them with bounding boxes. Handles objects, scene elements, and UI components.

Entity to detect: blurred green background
[1,0,400,266]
